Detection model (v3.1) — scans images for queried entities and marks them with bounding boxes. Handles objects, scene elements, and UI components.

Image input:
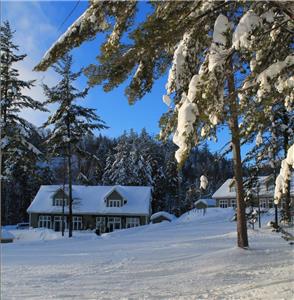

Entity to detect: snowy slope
[2,208,293,299]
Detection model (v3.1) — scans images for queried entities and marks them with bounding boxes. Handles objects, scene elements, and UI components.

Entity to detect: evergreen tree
[42,54,107,237]
[163,141,180,214]
[245,103,294,221]
[102,131,153,186]
[0,21,46,224]
[34,2,293,247]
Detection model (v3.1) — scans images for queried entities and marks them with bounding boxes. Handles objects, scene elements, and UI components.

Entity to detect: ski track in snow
[2,209,294,300]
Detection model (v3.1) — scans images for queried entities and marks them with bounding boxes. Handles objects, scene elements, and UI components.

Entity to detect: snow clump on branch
[200,175,208,190]
[274,144,294,204]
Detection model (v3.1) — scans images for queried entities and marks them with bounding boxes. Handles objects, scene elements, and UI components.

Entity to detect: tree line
[1,21,234,230]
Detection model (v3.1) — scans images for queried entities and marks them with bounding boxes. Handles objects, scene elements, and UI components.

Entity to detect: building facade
[27,185,152,233]
[212,175,294,209]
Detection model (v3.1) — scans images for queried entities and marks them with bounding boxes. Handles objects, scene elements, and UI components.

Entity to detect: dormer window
[53,198,68,206]
[52,189,68,206]
[264,176,274,192]
[108,199,121,207]
[105,189,125,207]
[229,179,236,193]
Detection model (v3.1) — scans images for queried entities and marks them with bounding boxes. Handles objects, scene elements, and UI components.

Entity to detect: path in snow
[2,209,293,299]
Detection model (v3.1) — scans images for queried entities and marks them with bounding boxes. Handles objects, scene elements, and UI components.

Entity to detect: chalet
[212,174,294,209]
[27,185,152,233]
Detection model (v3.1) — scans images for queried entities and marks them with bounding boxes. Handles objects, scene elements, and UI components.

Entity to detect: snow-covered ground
[2,208,293,299]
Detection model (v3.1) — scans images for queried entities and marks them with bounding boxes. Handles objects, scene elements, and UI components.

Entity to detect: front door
[108,217,121,232]
[54,216,66,232]
[54,220,60,231]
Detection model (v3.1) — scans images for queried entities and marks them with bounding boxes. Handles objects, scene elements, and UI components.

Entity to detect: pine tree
[34,2,293,248]
[163,141,180,214]
[245,103,294,222]
[42,54,107,237]
[0,21,46,224]
[102,131,153,186]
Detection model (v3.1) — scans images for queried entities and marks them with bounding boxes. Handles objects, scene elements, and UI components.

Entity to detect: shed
[194,199,216,209]
[150,211,176,224]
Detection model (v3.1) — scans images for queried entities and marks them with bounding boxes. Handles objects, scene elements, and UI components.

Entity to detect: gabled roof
[103,185,128,200]
[212,174,294,199]
[27,185,152,216]
[212,179,238,199]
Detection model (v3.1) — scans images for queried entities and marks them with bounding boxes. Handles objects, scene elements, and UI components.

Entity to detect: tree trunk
[282,111,291,223]
[62,157,66,237]
[227,62,249,249]
[1,78,8,225]
[66,122,73,238]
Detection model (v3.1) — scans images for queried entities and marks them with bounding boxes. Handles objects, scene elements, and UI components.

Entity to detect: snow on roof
[194,199,216,207]
[212,179,236,199]
[27,185,152,216]
[150,211,176,221]
[1,229,15,240]
[212,174,294,199]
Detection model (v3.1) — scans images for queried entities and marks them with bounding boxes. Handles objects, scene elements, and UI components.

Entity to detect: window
[96,217,105,232]
[107,217,121,232]
[126,217,140,228]
[54,216,67,231]
[72,216,83,230]
[229,186,236,193]
[38,216,51,228]
[230,199,236,208]
[108,200,121,207]
[268,198,273,208]
[260,199,268,209]
[53,198,68,206]
[219,200,228,208]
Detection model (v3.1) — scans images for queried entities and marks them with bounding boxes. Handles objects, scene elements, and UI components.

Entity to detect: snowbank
[10,228,62,241]
[177,207,235,224]
[1,229,15,241]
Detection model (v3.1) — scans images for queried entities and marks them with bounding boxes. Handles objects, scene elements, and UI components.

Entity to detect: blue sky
[2,1,243,157]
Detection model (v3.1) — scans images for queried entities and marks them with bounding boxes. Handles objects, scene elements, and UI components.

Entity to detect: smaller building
[194,199,216,209]
[150,211,176,223]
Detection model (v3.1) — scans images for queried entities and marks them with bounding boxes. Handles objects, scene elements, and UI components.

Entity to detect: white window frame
[230,199,236,208]
[108,217,121,231]
[109,199,121,207]
[260,199,268,209]
[126,217,140,228]
[219,200,228,208]
[96,217,105,231]
[53,197,68,206]
[268,198,273,208]
[54,216,67,230]
[72,216,83,230]
[38,215,51,228]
